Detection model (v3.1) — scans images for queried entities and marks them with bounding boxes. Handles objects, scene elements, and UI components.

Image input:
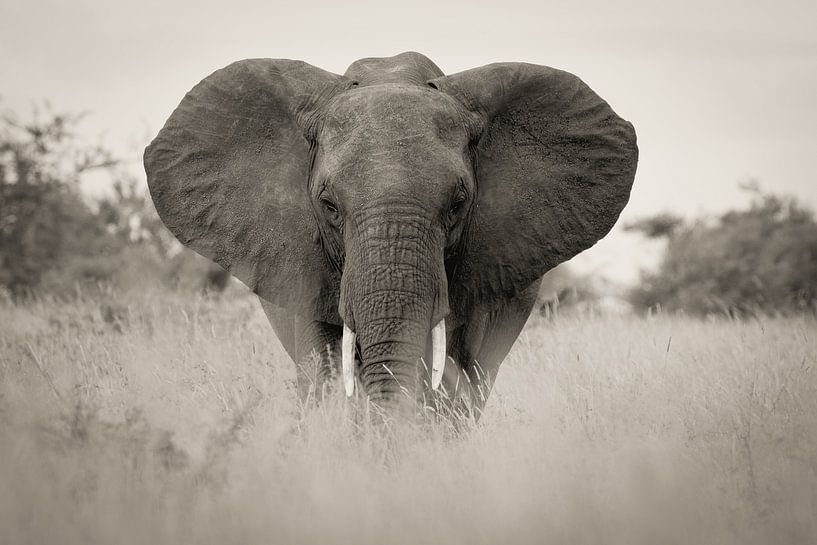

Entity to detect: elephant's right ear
[430,63,638,312]
[145,59,349,319]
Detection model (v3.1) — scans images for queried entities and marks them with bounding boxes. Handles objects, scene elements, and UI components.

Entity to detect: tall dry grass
[1,288,815,544]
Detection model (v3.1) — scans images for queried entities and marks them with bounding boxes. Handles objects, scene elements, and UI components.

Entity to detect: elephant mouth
[340,318,447,397]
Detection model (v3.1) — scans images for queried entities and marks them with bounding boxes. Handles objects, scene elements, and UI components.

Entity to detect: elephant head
[144,52,637,413]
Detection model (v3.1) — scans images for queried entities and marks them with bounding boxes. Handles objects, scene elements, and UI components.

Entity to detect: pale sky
[2,0,816,283]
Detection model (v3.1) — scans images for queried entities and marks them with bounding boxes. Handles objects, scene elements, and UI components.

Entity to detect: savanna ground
[0,287,815,545]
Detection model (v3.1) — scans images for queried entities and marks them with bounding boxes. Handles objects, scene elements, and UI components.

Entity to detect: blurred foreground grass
[1,289,815,544]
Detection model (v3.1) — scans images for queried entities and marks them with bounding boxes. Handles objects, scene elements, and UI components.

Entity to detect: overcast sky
[2,0,815,283]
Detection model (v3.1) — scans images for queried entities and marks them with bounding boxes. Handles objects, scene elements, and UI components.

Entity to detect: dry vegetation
[1,288,815,545]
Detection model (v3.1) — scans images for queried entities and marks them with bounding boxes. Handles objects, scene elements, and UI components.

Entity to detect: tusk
[342,323,356,397]
[431,319,446,390]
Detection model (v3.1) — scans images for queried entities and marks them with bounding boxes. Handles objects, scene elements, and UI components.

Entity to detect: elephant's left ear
[430,63,638,309]
[145,59,350,320]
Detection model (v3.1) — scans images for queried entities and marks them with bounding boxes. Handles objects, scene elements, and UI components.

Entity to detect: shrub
[0,106,229,298]
[627,187,817,316]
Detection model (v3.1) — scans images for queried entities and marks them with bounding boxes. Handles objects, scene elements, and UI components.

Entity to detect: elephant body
[145,52,637,417]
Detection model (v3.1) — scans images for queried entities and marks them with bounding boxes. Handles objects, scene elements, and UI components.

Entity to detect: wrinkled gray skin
[144,52,638,418]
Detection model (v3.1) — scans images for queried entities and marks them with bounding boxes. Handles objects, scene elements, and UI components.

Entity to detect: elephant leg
[449,278,542,416]
[259,299,341,402]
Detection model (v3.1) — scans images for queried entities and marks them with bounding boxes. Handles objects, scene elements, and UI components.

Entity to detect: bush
[0,106,230,299]
[0,109,120,296]
[627,187,817,316]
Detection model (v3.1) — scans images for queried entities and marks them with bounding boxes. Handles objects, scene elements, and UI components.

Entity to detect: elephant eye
[322,199,337,213]
[447,190,467,224]
[320,196,340,222]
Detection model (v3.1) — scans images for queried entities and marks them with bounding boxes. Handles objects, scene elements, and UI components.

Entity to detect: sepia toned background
[1,2,816,544]
[3,0,816,286]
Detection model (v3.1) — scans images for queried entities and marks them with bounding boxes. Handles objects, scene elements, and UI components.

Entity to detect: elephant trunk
[340,200,448,411]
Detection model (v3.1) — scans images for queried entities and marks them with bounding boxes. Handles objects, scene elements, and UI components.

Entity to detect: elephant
[144,51,637,418]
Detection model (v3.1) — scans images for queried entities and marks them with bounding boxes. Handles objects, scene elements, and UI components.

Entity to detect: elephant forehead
[321,86,466,146]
